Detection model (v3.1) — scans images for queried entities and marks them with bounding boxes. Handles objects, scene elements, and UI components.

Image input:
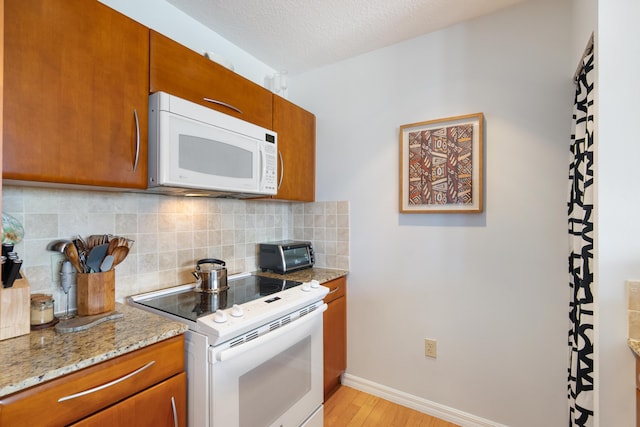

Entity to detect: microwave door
[164,114,260,192]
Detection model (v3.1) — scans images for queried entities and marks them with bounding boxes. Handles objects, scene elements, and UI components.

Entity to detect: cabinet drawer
[150,31,273,129]
[70,372,186,427]
[324,276,347,304]
[0,335,184,427]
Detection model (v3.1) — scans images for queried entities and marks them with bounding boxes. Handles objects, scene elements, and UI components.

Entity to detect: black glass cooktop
[134,275,303,322]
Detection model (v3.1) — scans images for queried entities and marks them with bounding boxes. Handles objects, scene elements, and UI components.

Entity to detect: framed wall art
[399,113,484,213]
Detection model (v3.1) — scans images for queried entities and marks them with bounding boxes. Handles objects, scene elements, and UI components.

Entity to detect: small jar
[30,294,55,325]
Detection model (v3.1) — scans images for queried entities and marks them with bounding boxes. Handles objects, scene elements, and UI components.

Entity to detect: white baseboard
[341,373,508,427]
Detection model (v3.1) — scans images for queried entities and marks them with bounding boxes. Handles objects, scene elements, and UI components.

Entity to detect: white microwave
[147,91,278,197]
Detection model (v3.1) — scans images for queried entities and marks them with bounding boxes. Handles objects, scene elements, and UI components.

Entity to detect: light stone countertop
[254,267,348,284]
[0,302,187,397]
[629,339,640,357]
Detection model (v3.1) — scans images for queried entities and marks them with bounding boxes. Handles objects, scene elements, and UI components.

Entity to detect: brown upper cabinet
[3,1,315,198]
[272,95,316,202]
[149,31,273,130]
[3,0,149,189]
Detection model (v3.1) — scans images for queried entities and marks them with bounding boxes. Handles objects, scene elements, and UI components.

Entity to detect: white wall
[597,0,640,426]
[292,1,573,425]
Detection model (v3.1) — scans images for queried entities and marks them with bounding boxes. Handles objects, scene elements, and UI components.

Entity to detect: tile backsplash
[2,186,349,314]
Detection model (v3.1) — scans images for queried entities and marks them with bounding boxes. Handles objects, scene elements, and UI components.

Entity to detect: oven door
[208,305,326,427]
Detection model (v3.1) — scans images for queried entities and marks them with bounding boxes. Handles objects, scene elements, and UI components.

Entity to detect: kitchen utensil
[86,243,108,273]
[107,238,119,255]
[73,237,88,271]
[4,258,22,287]
[192,259,227,293]
[100,255,114,272]
[46,239,71,253]
[111,246,129,266]
[64,244,83,273]
[59,260,75,319]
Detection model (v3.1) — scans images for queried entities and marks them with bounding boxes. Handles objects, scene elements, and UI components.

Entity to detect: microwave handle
[203,98,243,115]
[278,151,284,190]
[133,108,140,172]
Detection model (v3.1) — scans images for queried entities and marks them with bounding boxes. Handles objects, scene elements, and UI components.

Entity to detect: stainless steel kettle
[192,258,227,293]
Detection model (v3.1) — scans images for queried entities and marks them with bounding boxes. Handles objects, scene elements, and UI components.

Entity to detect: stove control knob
[310,280,320,289]
[302,282,312,292]
[214,310,228,323]
[231,304,244,317]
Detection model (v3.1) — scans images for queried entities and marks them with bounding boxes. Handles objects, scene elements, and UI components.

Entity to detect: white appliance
[147,91,278,198]
[129,274,328,427]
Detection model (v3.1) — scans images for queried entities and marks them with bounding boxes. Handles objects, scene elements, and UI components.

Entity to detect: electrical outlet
[50,253,66,283]
[424,338,437,358]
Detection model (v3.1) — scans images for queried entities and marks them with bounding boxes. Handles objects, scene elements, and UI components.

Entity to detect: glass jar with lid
[30,293,55,326]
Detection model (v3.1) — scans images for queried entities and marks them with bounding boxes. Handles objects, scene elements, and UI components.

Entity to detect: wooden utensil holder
[77,269,115,316]
[0,275,31,340]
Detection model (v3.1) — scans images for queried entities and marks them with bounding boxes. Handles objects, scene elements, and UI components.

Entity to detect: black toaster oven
[258,240,314,274]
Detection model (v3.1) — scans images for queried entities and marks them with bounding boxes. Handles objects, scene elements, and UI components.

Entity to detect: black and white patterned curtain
[567,36,595,427]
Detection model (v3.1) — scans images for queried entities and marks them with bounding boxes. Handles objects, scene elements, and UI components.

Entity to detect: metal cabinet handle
[57,361,155,402]
[278,151,284,189]
[203,98,243,114]
[171,396,179,427]
[133,108,140,172]
[328,286,340,295]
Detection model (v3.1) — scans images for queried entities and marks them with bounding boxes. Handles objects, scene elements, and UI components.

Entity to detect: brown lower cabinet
[0,335,185,427]
[323,276,347,400]
[70,372,186,427]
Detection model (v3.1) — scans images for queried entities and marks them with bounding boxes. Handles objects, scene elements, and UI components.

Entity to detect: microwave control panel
[261,141,277,193]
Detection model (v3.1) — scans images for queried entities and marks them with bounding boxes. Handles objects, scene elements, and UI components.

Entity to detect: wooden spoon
[64,244,83,273]
[107,238,119,255]
[111,246,129,266]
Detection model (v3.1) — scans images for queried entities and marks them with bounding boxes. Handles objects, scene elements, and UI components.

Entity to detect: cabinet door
[150,31,273,129]
[3,0,149,188]
[323,277,347,399]
[71,372,186,427]
[272,95,316,202]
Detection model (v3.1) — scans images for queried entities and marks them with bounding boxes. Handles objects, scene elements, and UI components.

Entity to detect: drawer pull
[57,360,156,402]
[203,98,243,115]
[328,286,340,295]
[133,108,140,172]
[171,396,179,427]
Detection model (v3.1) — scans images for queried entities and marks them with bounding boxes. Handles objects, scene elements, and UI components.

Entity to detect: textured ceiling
[167,0,527,73]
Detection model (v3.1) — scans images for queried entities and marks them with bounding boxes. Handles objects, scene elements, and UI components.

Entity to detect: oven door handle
[215,303,327,363]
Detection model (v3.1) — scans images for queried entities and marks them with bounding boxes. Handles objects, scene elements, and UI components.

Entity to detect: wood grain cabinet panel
[0,335,185,427]
[70,372,186,427]
[323,276,347,400]
[3,0,149,188]
[149,30,273,129]
[272,95,316,201]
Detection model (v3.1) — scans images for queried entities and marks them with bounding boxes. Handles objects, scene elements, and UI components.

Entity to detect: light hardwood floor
[324,386,460,427]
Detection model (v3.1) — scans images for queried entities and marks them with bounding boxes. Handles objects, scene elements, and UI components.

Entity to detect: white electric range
[129,273,329,427]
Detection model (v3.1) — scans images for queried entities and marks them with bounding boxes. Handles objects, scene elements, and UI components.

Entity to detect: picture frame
[399,113,484,213]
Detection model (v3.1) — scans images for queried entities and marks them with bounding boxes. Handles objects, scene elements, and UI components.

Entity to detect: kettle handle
[196,258,226,268]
